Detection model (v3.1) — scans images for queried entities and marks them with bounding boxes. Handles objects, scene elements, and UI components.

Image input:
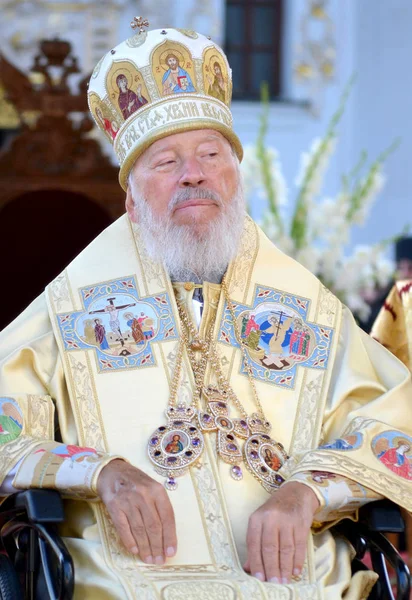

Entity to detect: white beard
[130,182,246,283]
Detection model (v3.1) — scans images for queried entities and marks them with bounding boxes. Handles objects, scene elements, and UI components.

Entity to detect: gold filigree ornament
[198,386,247,481]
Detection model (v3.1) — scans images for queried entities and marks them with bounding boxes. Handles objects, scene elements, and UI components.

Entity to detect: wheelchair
[0,490,410,600]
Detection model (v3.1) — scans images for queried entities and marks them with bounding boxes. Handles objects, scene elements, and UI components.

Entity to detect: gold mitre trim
[114,94,243,190]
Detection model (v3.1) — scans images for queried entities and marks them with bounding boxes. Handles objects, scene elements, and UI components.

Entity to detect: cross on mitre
[130,16,150,33]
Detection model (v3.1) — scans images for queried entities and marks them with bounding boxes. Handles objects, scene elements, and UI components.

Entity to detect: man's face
[127,130,239,236]
[167,56,178,69]
[396,259,412,280]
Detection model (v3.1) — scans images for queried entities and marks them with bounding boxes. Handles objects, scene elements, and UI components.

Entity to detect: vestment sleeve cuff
[12,441,126,500]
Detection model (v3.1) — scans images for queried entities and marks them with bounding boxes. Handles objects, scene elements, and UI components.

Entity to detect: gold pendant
[148,404,204,490]
[198,386,247,480]
[243,413,288,492]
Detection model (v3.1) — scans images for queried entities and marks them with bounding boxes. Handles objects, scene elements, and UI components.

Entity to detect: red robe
[379,448,412,479]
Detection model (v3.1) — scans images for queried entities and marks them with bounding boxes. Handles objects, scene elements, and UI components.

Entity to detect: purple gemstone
[240,420,247,428]
[167,456,177,463]
[192,438,200,447]
[262,435,270,440]
[158,426,166,432]
[155,450,161,456]
[255,419,262,425]
[275,475,284,483]
[173,420,183,426]
[227,443,237,452]
[261,466,267,473]
[169,408,175,412]
[189,427,197,432]
[232,466,242,476]
[167,477,175,485]
[185,451,193,457]
[250,450,258,459]
[150,437,159,445]
[251,439,259,445]
[218,402,226,408]
[226,434,234,441]
[202,414,212,422]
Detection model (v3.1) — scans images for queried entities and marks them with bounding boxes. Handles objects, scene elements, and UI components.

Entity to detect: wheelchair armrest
[358,499,405,533]
[333,501,410,600]
[2,489,65,524]
[0,490,74,600]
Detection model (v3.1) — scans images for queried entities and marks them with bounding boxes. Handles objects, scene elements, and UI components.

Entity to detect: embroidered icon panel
[219,285,334,387]
[57,277,178,373]
[0,397,23,445]
[151,41,197,97]
[319,432,363,452]
[372,430,412,481]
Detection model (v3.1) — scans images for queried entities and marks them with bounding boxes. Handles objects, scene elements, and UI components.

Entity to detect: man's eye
[159,160,175,167]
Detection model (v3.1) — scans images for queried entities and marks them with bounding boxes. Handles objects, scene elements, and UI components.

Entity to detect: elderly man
[1,21,412,600]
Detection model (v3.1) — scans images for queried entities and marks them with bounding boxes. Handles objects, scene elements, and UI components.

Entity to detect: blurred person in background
[359,236,412,332]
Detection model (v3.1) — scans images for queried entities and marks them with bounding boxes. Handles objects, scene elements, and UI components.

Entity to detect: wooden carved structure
[0,40,125,330]
[0,38,124,218]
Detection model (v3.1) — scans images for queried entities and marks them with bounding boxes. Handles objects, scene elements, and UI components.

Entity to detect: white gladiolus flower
[295,137,337,204]
[246,113,396,320]
[295,247,321,274]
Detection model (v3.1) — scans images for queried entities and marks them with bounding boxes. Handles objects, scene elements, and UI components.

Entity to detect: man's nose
[179,158,206,187]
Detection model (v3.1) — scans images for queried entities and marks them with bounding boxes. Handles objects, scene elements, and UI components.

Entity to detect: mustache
[168,188,222,213]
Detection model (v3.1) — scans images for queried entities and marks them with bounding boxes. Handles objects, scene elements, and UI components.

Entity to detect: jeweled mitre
[88,21,243,190]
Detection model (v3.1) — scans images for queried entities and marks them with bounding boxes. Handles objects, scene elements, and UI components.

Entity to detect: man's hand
[244,482,320,584]
[97,459,177,565]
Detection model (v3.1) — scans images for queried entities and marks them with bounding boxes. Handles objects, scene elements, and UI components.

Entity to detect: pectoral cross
[130,16,150,33]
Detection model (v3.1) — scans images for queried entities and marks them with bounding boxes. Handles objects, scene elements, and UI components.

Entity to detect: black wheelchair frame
[0,491,409,600]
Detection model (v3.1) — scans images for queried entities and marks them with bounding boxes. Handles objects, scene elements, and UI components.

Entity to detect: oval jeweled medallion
[243,434,288,492]
[148,404,204,489]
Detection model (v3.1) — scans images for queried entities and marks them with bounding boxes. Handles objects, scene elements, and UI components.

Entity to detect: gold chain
[176,286,269,423]
[176,300,215,408]
[176,298,250,418]
[167,337,186,408]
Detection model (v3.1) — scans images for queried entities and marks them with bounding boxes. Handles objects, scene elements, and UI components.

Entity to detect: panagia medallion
[148,404,204,490]
[243,413,287,492]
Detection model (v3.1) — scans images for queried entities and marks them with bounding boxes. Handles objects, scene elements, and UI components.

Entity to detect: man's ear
[126,186,138,222]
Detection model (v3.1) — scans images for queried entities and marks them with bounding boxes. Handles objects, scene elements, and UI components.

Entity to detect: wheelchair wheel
[0,554,23,600]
